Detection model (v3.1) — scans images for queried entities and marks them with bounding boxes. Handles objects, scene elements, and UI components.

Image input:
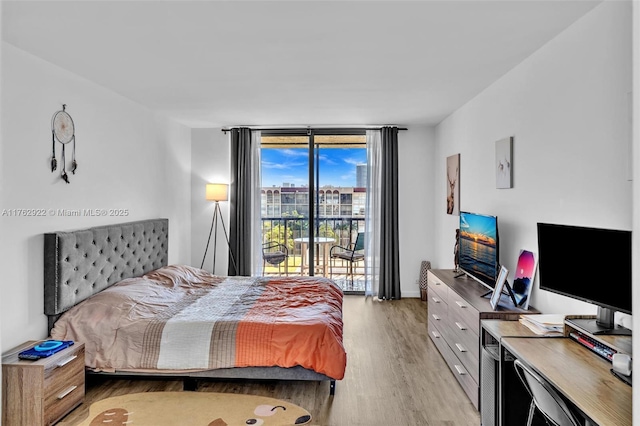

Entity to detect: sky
[459,212,497,240]
[261,147,366,188]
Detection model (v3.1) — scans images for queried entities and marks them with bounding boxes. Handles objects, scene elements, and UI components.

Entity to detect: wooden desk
[294,237,335,277]
[501,337,632,426]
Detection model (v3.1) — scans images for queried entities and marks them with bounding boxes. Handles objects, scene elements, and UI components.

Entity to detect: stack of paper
[519,314,565,336]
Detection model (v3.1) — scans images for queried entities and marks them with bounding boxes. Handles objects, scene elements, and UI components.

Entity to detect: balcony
[261,216,365,294]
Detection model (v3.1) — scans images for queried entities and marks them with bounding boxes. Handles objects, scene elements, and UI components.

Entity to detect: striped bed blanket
[51,265,346,380]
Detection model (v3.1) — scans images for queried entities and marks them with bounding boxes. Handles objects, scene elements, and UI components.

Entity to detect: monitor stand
[566,307,632,336]
[453,270,465,279]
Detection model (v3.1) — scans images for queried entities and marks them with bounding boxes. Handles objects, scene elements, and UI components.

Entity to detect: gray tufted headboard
[44,218,168,331]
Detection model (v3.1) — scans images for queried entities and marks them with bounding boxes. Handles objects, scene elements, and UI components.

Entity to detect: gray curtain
[378,126,401,299]
[229,128,253,276]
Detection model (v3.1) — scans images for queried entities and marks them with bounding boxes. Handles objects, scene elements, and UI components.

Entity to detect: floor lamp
[200,183,237,275]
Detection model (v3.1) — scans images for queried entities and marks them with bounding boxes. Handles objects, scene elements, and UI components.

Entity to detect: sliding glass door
[260,131,366,292]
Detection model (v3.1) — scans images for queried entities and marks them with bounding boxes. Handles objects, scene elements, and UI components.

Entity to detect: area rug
[75,392,312,426]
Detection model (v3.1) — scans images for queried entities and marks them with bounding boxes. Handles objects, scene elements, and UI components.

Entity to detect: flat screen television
[537,222,632,335]
[458,211,499,289]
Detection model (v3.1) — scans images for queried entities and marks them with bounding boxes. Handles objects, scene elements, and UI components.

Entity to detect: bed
[44,219,346,394]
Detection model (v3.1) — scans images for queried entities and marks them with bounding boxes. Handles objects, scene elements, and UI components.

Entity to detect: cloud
[319,155,338,166]
[262,161,305,170]
[343,157,366,166]
[281,149,309,158]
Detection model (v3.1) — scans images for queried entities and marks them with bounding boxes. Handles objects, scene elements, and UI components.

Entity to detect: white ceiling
[2,1,601,128]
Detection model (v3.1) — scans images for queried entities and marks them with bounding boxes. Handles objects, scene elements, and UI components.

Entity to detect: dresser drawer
[428,321,479,408]
[428,289,448,325]
[448,308,479,353]
[447,289,480,333]
[427,271,449,302]
[448,334,480,383]
[428,320,447,344]
[449,318,480,360]
[429,309,450,339]
[425,270,534,411]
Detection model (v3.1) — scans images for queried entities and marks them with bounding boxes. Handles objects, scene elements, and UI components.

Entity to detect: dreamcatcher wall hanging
[50,104,77,184]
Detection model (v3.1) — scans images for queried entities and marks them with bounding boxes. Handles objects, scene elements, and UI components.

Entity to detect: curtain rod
[221,126,408,133]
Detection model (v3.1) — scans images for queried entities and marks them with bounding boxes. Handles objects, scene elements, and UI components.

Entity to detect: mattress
[50,265,346,380]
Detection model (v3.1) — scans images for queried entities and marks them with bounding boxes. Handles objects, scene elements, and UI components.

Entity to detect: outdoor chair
[262,241,288,276]
[330,232,365,287]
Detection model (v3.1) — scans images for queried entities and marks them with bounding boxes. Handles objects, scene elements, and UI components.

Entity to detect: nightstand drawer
[2,341,85,426]
[43,345,84,380]
[44,347,85,426]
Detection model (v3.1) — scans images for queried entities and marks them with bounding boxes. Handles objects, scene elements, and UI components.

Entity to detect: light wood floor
[59,297,480,426]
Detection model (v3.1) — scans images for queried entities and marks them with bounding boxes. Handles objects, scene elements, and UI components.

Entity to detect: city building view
[260,144,367,292]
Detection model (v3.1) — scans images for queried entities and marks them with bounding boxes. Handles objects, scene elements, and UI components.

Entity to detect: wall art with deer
[446,153,460,215]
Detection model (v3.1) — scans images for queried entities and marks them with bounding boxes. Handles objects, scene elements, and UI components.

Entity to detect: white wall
[433,1,632,315]
[398,126,435,297]
[189,126,435,297]
[0,43,192,351]
[190,128,230,275]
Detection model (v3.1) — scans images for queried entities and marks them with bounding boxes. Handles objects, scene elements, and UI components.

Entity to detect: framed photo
[490,265,509,310]
[496,137,512,189]
[512,249,538,310]
[446,153,460,215]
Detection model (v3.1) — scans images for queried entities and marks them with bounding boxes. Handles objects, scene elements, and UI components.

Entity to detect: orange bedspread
[51,265,346,380]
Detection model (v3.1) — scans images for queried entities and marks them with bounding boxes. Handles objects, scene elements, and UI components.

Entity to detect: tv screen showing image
[459,211,499,289]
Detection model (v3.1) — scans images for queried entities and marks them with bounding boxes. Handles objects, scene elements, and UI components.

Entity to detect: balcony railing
[261,216,365,293]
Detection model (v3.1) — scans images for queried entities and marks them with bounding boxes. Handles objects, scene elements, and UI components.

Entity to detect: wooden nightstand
[2,341,85,426]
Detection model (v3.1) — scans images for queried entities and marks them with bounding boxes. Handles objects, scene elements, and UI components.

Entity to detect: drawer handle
[454,365,467,375]
[455,301,467,308]
[455,343,467,352]
[431,330,441,339]
[57,355,77,368]
[431,314,440,321]
[455,322,467,330]
[431,297,441,303]
[57,385,77,400]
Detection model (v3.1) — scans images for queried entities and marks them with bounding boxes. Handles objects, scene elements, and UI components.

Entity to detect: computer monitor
[537,222,632,335]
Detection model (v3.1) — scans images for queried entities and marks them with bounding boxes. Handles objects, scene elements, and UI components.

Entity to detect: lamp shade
[205,183,228,202]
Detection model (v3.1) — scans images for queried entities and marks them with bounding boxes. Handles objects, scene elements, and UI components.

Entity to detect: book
[519,315,564,336]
